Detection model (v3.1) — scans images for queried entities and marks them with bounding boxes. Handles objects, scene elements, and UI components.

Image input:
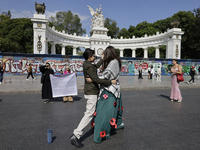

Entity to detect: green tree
[0,11,33,53]
[0,10,11,21]
[190,6,200,58]
[171,11,196,58]
[49,10,86,55]
[117,28,130,39]
[49,10,86,35]
[104,18,119,38]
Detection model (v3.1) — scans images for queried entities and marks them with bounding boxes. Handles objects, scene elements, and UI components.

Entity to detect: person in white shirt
[150,65,154,79]
[147,66,151,79]
[156,66,161,81]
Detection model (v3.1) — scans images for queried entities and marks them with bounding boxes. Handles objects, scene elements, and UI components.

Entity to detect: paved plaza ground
[0,75,200,149]
[0,88,200,150]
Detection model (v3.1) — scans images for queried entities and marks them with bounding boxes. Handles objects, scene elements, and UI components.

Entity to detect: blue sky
[1,0,200,35]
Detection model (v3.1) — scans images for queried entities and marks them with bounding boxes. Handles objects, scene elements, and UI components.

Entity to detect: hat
[65,65,70,69]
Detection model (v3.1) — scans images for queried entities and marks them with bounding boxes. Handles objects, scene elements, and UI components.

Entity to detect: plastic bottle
[47,129,52,143]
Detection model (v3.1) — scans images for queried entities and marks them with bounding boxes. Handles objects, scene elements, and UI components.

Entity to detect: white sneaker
[178,100,182,103]
[26,79,29,80]
[193,83,196,84]
[171,99,174,101]
[187,81,189,84]
[0,82,1,84]
[33,78,36,80]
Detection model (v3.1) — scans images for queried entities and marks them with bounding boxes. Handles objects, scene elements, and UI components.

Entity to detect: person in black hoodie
[39,63,54,103]
[187,66,196,84]
[0,63,4,84]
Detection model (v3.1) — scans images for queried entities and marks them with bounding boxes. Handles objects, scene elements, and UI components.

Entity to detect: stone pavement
[0,75,200,94]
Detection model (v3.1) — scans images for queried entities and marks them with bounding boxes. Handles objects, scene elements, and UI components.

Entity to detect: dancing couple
[69,46,124,148]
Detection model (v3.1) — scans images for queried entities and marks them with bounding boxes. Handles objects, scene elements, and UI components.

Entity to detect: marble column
[143,48,148,58]
[45,41,48,54]
[119,48,124,57]
[155,46,160,58]
[61,45,65,55]
[131,48,136,58]
[165,45,168,59]
[73,46,77,55]
[51,43,56,54]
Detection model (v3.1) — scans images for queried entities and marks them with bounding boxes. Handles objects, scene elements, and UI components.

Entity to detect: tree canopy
[0,11,33,53]
[49,10,86,54]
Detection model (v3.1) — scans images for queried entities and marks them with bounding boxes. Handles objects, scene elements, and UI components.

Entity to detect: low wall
[0,52,200,76]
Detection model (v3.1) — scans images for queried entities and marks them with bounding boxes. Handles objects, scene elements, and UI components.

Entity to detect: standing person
[167,59,182,102]
[69,49,117,148]
[86,46,124,143]
[187,66,196,84]
[157,66,161,81]
[138,64,143,79]
[39,63,54,103]
[0,63,4,84]
[150,65,154,79]
[197,66,200,80]
[26,64,35,80]
[63,65,74,103]
[147,66,151,79]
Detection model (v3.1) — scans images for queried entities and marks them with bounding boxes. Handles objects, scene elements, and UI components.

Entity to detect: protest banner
[50,73,77,97]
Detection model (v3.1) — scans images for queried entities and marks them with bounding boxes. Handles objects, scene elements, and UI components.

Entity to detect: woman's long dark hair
[102,46,121,71]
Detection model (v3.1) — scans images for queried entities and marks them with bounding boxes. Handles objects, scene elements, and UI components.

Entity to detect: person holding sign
[69,49,117,148]
[63,65,74,103]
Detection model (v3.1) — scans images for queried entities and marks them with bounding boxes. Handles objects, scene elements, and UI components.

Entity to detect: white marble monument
[31,5,184,59]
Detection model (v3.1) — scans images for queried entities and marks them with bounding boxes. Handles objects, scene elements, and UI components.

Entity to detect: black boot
[69,134,84,148]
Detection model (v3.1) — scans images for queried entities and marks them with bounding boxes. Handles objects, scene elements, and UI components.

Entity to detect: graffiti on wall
[0,54,200,76]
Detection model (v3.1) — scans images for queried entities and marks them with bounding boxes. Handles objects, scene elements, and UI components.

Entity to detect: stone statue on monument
[35,2,46,14]
[87,5,105,28]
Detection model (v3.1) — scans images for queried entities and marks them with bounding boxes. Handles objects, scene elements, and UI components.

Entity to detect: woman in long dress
[87,46,124,143]
[168,59,182,102]
[40,63,54,103]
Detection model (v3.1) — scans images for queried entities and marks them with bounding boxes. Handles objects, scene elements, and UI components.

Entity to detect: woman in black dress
[40,63,54,103]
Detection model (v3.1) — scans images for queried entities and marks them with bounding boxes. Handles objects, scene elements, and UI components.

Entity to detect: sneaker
[171,99,174,101]
[178,100,182,103]
[26,79,29,80]
[69,134,84,148]
[50,100,54,103]
[44,100,49,103]
[0,82,1,84]
[193,83,196,84]
[187,81,189,84]
[33,78,36,80]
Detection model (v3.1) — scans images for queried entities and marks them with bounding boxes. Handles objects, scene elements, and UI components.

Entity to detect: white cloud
[11,9,34,18]
[45,10,59,19]
[75,13,90,21]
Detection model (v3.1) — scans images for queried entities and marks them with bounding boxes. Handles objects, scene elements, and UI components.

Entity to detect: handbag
[177,73,184,82]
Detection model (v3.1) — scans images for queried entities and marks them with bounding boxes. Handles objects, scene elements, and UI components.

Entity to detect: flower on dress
[114,101,117,107]
[110,118,116,126]
[91,121,95,128]
[100,131,106,138]
[93,111,97,116]
[122,118,124,121]
[115,124,117,129]
[103,94,108,99]
[118,107,120,111]
[121,106,124,110]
